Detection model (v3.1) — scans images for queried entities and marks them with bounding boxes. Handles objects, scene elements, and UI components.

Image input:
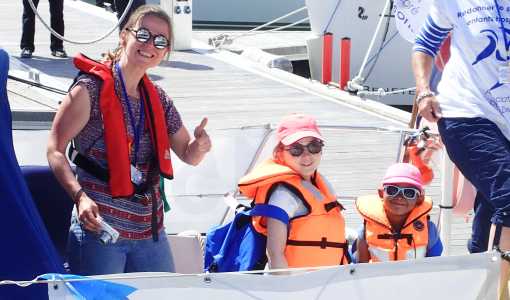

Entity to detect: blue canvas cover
[204,204,289,272]
[0,49,64,298]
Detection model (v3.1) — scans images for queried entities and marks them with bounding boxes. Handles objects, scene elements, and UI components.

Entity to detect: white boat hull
[47,252,499,299]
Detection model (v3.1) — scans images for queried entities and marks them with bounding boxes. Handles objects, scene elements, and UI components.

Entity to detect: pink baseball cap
[276,113,324,146]
[381,163,424,191]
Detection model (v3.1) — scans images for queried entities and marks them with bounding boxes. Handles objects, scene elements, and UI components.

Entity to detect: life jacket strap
[377,233,414,246]
[68,142,154,196]
[287,237,348,249]
[68,143,109,182]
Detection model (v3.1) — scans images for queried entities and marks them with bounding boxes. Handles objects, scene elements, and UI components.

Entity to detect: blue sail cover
[0,49,64,299]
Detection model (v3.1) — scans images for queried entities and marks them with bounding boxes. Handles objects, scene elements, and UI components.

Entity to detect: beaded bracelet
[416,91,435,104]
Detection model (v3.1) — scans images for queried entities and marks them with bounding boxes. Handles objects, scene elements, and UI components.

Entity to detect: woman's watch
[416,91,436,104]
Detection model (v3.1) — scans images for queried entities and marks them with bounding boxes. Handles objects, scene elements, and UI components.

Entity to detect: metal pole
[440,149,454,256]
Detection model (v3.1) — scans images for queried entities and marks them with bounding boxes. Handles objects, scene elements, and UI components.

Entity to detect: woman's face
[278,137,323,181]
[121,15,170,69]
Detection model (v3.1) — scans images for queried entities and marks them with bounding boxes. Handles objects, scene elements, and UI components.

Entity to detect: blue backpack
[204,204,288,272]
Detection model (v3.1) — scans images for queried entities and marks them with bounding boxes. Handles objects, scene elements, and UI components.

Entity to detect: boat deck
[2,1,473,256]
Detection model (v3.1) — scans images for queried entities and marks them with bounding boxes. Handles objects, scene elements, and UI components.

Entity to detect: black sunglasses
[383,185,421,201]
[128,27,170,49]
[284,140,324,157]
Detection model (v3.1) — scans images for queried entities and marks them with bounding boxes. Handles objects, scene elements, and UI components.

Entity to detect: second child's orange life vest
[356,195,432,262]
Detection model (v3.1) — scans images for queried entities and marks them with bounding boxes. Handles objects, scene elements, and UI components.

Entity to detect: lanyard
[115,63,145,165]
[494,0,510,61]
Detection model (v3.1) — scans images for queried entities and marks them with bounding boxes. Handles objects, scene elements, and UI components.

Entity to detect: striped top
[74,72,182,240]
[413,15,452,57]
[412,1,510,141]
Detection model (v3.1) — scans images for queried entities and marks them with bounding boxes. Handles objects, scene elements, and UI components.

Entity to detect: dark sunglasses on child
[284,140,324,157]
[128,27,170,49]
[383,185,421,201]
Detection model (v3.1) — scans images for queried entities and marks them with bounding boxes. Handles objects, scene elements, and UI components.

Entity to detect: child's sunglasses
[284,140,324,157]
[128,27,170,49]
[383,185,421,201]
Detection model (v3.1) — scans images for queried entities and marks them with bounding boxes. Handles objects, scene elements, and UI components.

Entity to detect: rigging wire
[362,0,394,82]
[210,6,309,48]
[322,0,343,34]
[7,75,67,95]
[348,0,392,92]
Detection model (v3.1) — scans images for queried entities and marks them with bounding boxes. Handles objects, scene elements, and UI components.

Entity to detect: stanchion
[340,37,351,90]
[322,32,333,84]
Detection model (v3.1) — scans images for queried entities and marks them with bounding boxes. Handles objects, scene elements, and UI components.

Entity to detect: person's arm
[412,2,452,122]
[265,184,302,273]
[266,217,289,273]
[426,220,443,257]
[170,117,211,166]
[47,83,101,232]
[412,52,442,122]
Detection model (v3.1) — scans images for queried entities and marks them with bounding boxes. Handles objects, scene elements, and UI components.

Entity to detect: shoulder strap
[247,204,289,225]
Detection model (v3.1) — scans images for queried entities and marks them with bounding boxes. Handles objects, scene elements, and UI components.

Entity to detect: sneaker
[20,48,33,59]
[51,49,68,58]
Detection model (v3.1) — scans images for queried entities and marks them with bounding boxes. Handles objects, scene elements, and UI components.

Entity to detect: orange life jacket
[238,159,349,268]
[73,53,173,198]
[356,195,432,262]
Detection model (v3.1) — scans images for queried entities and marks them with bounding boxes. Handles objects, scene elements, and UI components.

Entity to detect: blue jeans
[67,218,174,275]
[438,117,510,252]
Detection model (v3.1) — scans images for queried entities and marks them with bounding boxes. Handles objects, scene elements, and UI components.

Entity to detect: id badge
[130,164,143,185]
[499,65,510,84]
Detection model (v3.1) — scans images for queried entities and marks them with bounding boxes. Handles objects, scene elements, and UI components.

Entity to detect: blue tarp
[0,48,64,299]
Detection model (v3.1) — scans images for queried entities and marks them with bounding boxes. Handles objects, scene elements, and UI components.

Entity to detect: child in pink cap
[354,163,443,263]
[238,113,349,271]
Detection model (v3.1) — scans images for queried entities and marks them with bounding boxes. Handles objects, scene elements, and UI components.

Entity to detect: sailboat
[0,0,501,299]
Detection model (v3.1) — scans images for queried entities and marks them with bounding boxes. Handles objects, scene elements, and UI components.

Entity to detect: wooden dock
[1,1,473,256]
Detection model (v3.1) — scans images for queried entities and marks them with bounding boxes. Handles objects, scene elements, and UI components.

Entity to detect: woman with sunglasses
[238,114,349,271]
[47,5,211,275]
[354,163,443,263]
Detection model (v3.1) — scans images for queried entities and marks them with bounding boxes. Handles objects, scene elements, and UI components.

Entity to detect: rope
[348,0,392,92]
[247,6,307,33]
[0,264,346,287]
[210,6,309,48]
[231,17,310,39]
[8,74,67,95]
[362,13,395,82]
[26,0,132,45]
